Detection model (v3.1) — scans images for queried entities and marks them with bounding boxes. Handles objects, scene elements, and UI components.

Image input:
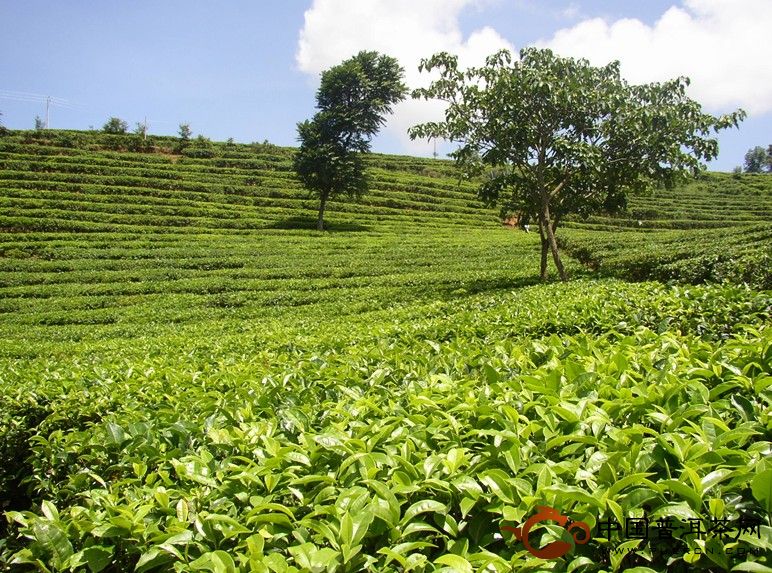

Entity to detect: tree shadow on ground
[438,274,546,299]
[266,217,371,233]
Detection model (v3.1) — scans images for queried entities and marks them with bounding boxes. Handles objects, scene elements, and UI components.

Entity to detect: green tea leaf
[434,554,473,573]
[701,469,733,494]
[82,545,113,573]
[751,470,772,514]
[659,479,702,510]
[135,548,174,573]
[32,521,73,569]
[732,563,772,572]
[105,422,127,445]
[401,500,447,524]
[479,469,516,504]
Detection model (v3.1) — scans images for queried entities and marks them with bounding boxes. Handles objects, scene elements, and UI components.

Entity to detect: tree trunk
[538,222,549,281]
[539,201,567,281]
[317,191,328,231]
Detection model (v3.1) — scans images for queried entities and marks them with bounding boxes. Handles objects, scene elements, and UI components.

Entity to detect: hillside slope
[0,130,496,234]
[0,130,544,348]
[1,130,770,572]
[1,130,769,348]
[560,172,772,288]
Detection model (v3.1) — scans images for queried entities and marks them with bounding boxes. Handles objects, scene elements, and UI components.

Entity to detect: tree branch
[548,173,571,199]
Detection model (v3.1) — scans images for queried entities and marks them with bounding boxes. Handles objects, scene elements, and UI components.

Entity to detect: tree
[34,115,45,130]
[744,146,767,173]
[410,48,744,280]
[294,51,407,230]
[178,123,192,141]
[768,145,772,172]
[175,123,193,154]
[103,117,128,134]
[0,110,7,135]
[134,121,148,139]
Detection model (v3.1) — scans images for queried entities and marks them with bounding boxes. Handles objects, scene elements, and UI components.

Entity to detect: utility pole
[433,138,438,159]
[143,116,148,141]
[0,91,78,129]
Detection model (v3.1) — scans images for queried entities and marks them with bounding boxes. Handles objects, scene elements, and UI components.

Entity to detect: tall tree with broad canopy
[744,146,768,173]
[294,51,407,231]
[409,48,745,280]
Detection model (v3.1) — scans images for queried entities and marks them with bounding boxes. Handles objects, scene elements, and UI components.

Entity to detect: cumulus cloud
[296,0,771,155]
[296,0,513,155]
[542,0,772,116]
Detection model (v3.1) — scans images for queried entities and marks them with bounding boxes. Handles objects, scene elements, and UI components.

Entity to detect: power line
[0,91,181,133]
[0,89,81,128]
[0,91,78,109]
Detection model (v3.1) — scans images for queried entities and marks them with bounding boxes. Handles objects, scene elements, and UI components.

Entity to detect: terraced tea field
[560,173,772,289]
[0,131,770,572]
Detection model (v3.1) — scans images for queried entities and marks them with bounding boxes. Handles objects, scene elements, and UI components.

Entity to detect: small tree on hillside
[174,123,193,153]
[294,51,407,230]
[0,111,7,135]
[134,121,148,139]
[744,146,768,173]
[410,48,745,280]
[103,117,128,134]
[34,115,45,130]
[178,123,192,141]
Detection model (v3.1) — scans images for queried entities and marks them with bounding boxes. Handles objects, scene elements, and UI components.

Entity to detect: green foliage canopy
[744,145,769,173]
[410,47,745,280]
[102,116,128,134]
[178,123,192,141]
[294,51,407,230]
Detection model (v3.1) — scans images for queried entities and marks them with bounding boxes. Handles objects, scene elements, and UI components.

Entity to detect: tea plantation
[0,130,770,572]
[560,173,771,289]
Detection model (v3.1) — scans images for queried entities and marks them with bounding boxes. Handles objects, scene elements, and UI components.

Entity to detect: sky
[1,0,770,171]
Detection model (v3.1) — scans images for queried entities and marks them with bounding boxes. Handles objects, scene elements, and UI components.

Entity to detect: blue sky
[2,1,770,171]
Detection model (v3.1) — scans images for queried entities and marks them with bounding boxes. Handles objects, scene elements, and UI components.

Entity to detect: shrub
[181,135,216,158]
[102,117,128,134]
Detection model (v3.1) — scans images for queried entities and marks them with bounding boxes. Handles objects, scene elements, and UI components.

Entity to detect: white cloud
[297,0,771,156]
[542,0,772,115]
[558,3,581,20]
[296,0,513,154]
